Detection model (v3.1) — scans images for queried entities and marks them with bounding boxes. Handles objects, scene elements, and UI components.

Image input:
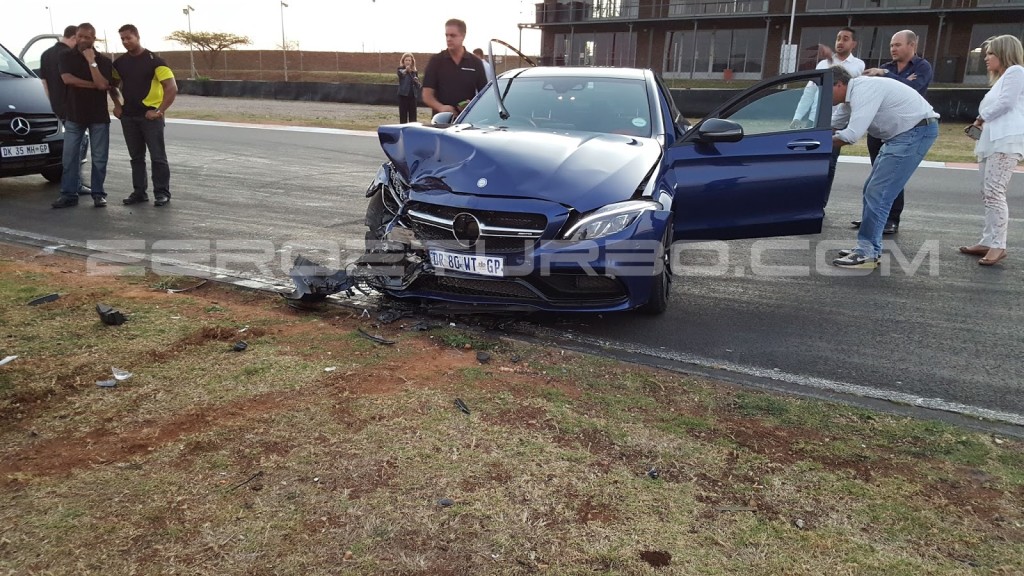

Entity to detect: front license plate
[429,249,505,277]
[1,143,49,158]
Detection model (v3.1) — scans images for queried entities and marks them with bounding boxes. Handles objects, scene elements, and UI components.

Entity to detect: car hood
[378,124,662,213]
[0,77,52,115]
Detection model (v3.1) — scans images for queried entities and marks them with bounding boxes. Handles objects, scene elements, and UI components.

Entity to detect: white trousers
[979,152,1022,249]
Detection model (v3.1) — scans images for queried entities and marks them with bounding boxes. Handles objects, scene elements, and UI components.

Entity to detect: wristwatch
[90,62,98,68]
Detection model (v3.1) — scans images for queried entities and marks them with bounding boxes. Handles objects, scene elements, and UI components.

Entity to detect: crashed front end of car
[352,120,673,314]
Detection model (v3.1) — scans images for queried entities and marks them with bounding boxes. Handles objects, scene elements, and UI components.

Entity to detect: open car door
[19,35,61,75]
[666,68,834,240]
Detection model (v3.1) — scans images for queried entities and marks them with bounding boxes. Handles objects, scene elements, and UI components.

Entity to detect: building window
[668,0,768,16]
[665,28,766,79]
[799,25,928,70]
[806,0,929,8]
[965,22,1024,83]
[590,0,640,19]
[553,31,638,66]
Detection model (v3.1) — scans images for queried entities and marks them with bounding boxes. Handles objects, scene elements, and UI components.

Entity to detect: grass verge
[1,245,1021,574]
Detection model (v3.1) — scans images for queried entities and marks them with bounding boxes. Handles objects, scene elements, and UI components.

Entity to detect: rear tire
[40,166,62,183]
[638,225,672,315]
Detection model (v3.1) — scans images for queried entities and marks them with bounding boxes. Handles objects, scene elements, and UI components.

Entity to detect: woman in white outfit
[959,35,1024,266]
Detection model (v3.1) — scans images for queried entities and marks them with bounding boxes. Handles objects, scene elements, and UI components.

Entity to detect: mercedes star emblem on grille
[452,213,482,248]
[10,117,31,136]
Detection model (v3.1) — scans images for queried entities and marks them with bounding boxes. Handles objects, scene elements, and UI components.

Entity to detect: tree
[166,31,251,70]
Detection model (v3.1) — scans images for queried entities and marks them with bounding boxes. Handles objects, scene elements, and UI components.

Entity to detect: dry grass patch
[1,244,1022,575]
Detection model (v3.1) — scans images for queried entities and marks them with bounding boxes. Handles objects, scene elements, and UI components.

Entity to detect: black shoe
[154,195,170,207]
[851,220,861,229]
[122,194,149,205]
[883,221,899,235]
[51,197,79,209]
[93,196,107,208]
[78,185,92,196]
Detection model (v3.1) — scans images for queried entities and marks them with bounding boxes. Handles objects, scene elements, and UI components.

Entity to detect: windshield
[0,43,32,78]
[461,76,653,137]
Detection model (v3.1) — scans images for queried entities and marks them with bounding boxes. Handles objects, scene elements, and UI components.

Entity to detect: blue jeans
[856,121,938,258]
[61,121,109,199]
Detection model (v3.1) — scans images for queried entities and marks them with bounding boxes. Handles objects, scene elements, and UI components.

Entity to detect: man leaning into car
[829,65,938,269]
[422,18,487,115]
[53,23,113,209]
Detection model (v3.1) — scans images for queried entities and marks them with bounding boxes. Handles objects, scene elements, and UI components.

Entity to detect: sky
[2,0,541,56]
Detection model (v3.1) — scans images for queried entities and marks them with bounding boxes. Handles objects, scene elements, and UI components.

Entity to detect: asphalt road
[2,120,1022,426]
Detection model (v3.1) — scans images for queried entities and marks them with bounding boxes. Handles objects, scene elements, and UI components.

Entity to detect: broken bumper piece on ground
[282,255,357,303]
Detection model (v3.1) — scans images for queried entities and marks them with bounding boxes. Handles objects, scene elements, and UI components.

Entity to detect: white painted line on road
[557,332,1024,427]
[166,118,378,138]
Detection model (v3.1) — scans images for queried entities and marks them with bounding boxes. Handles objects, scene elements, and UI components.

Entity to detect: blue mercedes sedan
[357,66,835,314]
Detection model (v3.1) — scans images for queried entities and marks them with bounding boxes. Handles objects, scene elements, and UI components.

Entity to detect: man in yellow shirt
[110,24,177,206]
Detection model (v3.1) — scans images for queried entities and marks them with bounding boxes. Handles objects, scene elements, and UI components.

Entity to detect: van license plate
[1,143,49,158]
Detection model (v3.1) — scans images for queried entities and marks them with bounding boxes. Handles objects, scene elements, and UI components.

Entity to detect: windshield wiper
[0,70,28,78]
[486,38,537,121]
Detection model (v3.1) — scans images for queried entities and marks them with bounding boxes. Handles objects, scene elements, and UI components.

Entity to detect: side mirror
[697,118,743,143]
[431,112,454,125]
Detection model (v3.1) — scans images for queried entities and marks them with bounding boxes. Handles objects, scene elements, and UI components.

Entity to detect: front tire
[638,224,672,315]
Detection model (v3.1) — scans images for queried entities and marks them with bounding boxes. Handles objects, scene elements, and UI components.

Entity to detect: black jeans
[121,115,170,198]
[398,95,417,124]
[867,134,903,224]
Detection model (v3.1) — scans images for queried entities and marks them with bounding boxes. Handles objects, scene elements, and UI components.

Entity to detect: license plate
[1,143,49,158]
[429,249,505,277]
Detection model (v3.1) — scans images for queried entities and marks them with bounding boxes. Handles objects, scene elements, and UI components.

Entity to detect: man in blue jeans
[52,23,113,209]
[829,65,939,269]
[111,24,177,207]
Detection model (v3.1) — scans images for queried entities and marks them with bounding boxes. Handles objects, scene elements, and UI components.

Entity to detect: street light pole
[280,1,289,82]
[45,6,54,34]
[183,5,196,79]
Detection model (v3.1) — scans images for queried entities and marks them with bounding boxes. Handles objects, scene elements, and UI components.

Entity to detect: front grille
[0,113,60,140]
[407,201,547,231]
[414,275,542,300]
[536,274,626,297]
[412,224,537,253]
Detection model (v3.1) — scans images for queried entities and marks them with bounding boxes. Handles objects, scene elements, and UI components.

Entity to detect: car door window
[717,78,827,136]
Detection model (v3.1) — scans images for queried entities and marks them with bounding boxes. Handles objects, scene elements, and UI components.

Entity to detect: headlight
[562,200,660,241]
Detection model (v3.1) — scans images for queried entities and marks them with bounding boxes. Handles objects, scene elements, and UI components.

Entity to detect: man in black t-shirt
[52,22,113,209]
[40,25,90,195]
[111,24,177,207]
[422,18,487,115]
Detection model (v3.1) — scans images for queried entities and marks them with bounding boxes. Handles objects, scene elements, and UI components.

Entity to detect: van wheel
[40,166,62,183]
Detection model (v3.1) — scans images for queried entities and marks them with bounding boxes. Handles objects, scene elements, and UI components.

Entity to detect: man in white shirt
[790,28,866,206]
[472,48,493,80]
[829,66,939,268]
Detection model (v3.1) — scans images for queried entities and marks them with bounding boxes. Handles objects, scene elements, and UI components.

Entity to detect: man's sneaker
[154,195,170,207]
[832,252,879,269]
[51,197,78,209]
[78,185,92,196]
[883,221,899,235]
[122,194,149,205]
[837,248,857,257]
[851,220,861,229]
[93,196,107,207]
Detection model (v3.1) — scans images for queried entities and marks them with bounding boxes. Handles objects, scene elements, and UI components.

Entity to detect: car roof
[499,67,650,81]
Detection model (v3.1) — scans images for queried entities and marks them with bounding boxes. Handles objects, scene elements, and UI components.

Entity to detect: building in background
[528,0,1024,83]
